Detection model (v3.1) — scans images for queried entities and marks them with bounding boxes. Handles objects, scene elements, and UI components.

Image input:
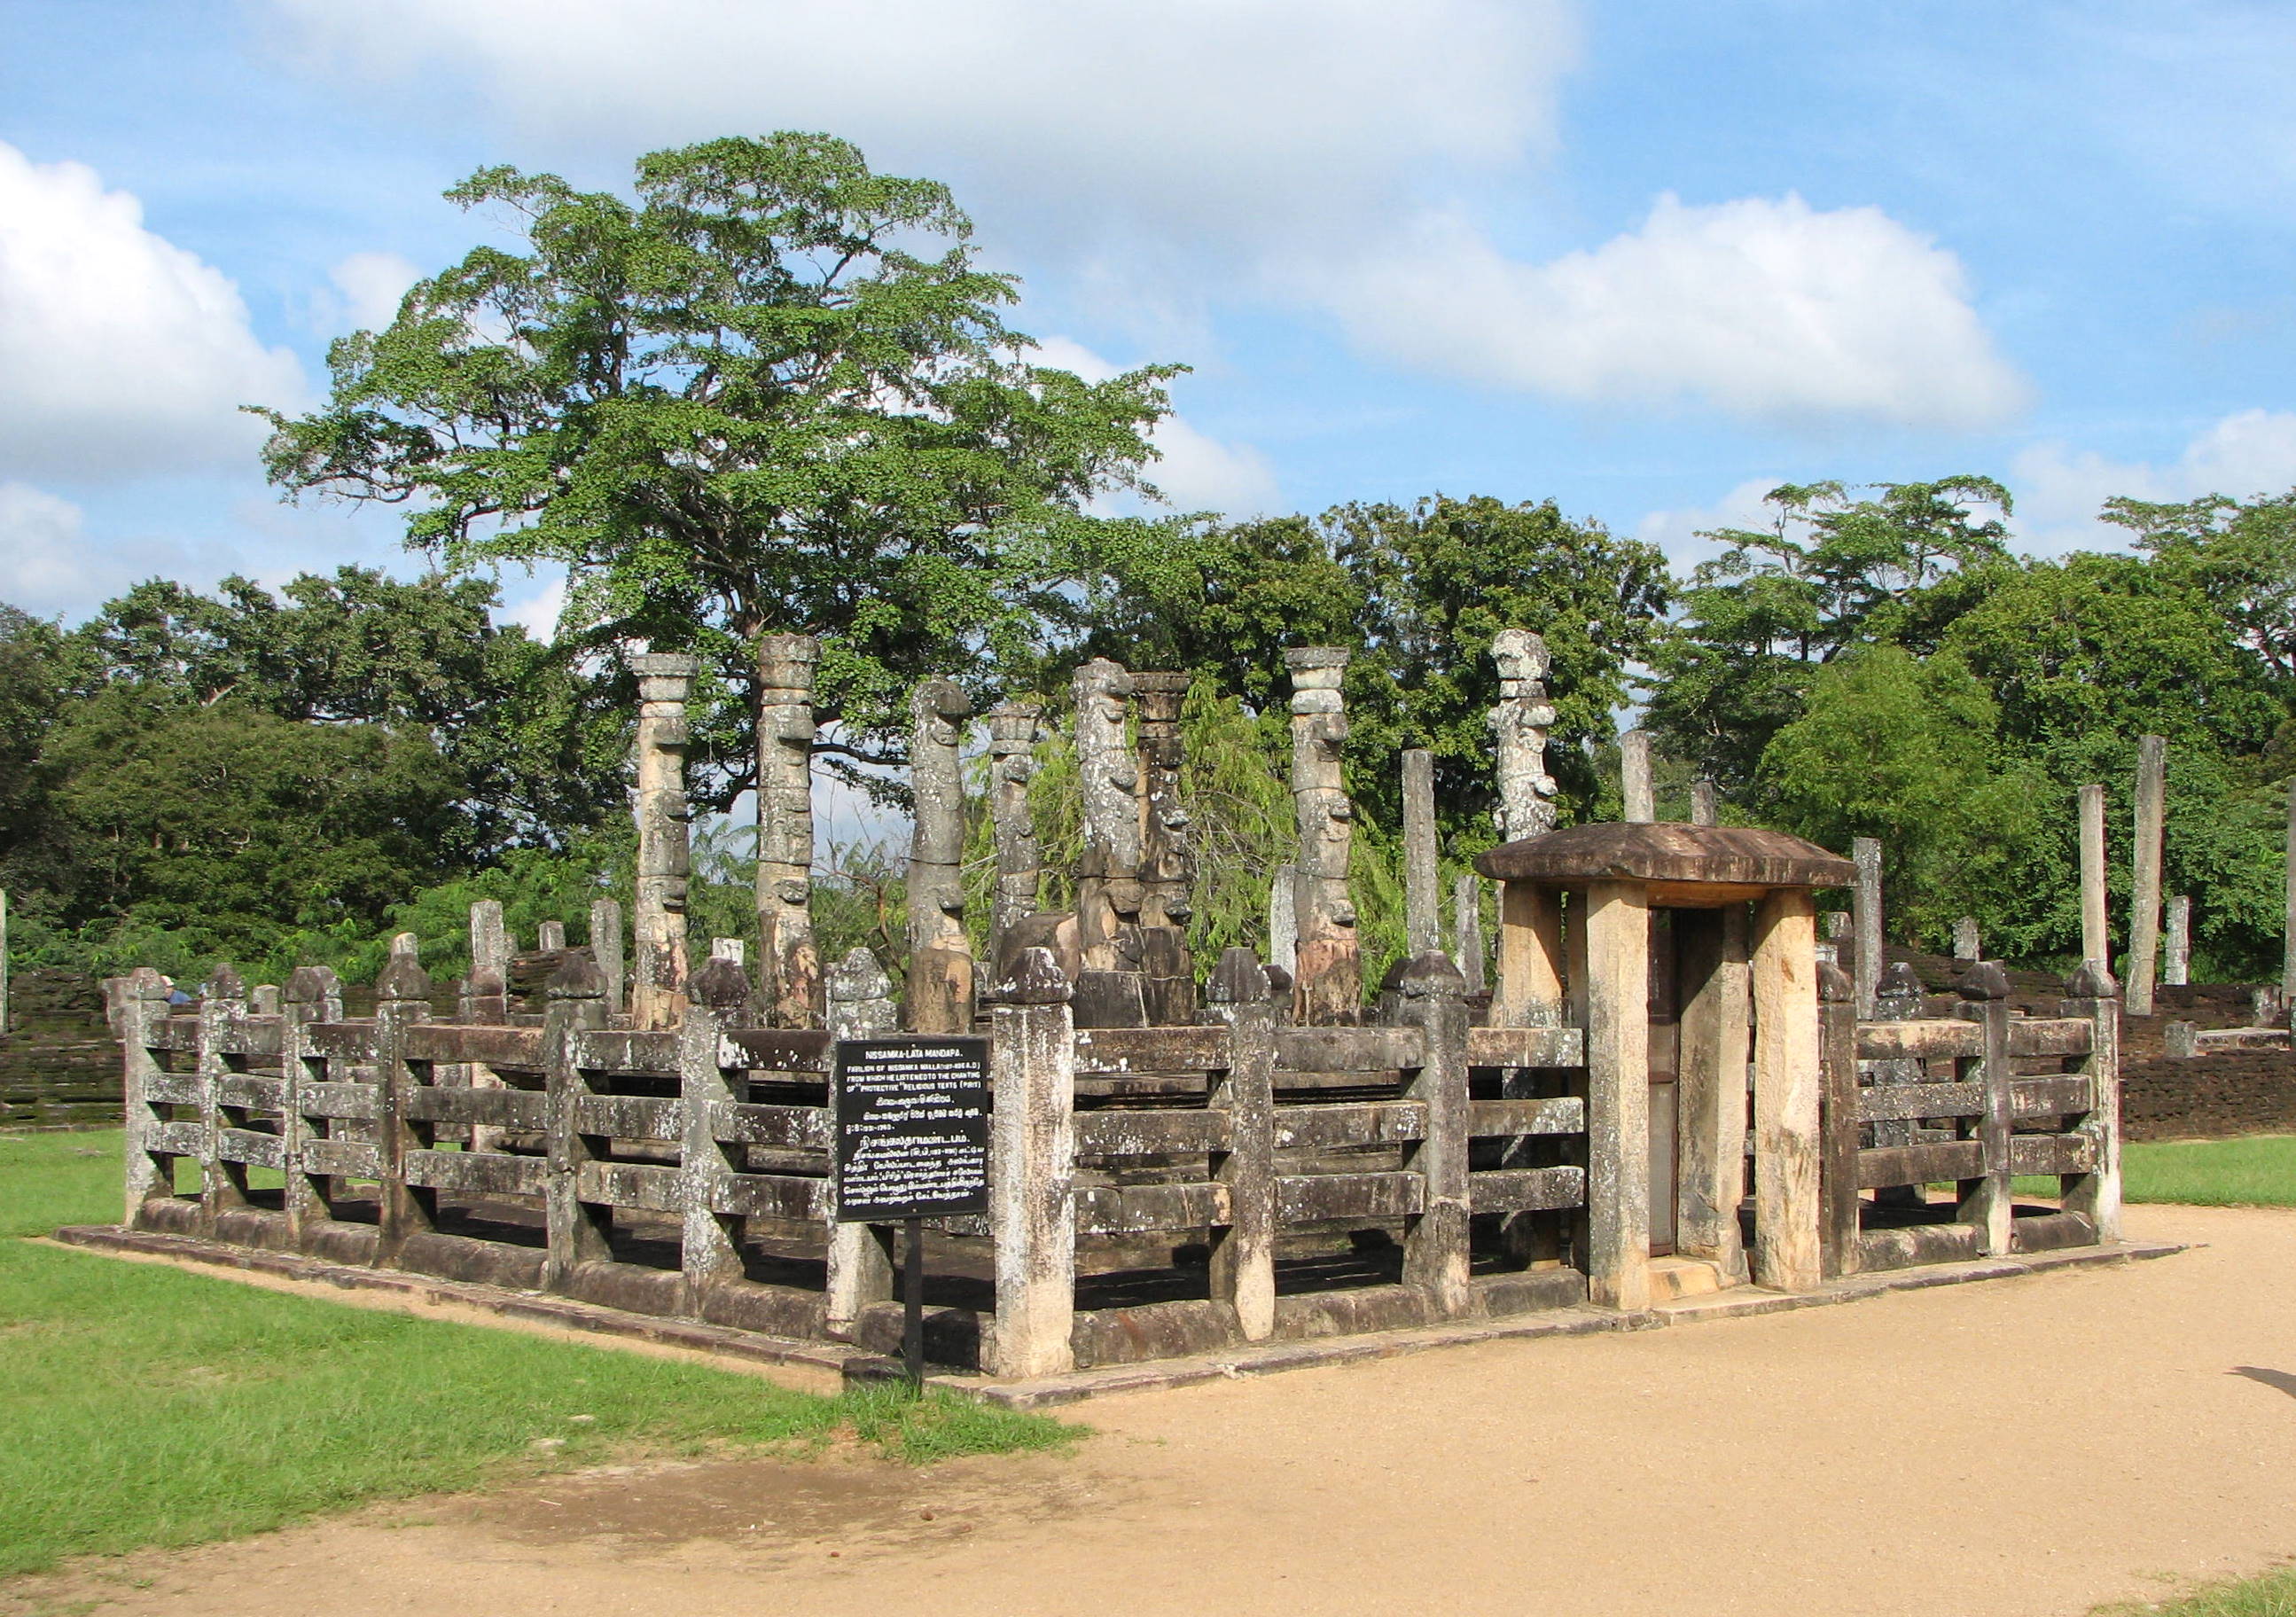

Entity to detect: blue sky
[6,0,2296,636]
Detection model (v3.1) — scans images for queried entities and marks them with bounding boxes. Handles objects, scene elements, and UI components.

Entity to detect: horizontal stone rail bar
[1827,967,2119,1285]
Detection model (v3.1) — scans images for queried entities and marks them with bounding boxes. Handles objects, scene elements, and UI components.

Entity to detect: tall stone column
[1072,658,1143,973]
[2128,734,2167,1017]
[986,701,1043,971]
[755,634,823,1028]
[1620,730,1654,824]
[1132,671,1195,932]
[2079,782,2111,974]
[625,652,698,1031]
[1489,630,1558,842]
[2164,894,2191,988]
[1133,669,1198,1023]
[906,677,975,1034]
[1402,748,1441,957]
[1285,646,1359,1025]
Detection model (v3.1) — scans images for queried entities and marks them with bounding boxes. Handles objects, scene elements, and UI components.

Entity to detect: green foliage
[261,131,1178,801]
[1645,476,2011,789]
[34,691,464,966]
[0,1132,1077,1579]
[1076,494,1670,837]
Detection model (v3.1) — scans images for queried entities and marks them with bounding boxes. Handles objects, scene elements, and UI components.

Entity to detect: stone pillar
[1751,888,1822,1293]
[1285,647,1360,1025]
[1818,961,1861,1280]
[1072,658,1143,974]
[2080,781,2110,975]
[1956,961,2016,1258]
[1402,748,1441,957]
[2283,783,2296,1005]
[2062,962,2122,1243]
[1581,880,1651,1310]
[988,949,1076,1379]
[470,901,509,986]
[2128,735,2167,1017]
[372,952,435,1266]
[625,651,698,1031]
[906,676,975,1035]
[1452,873,1487,996]
[1690,779,1718,827]
[1133,670,1198,1025]
[1206,948,1277,1341]
[825,947,898,1336]
[1133,671,1195,932]
[1953,917,1981,962]
[1396,951,1472,1317]
[1620,730,1654,824]
[679,956,750,1316]
[541,951,611,1291]
[755,634,823,1028]
[590,898,625,1018]
[986,701,1044,971]
[118,967,176,1226]
[1268,864,1298,975]
[1489,630,1558,841]
[536,920,566,953]
[2164,894,2191,988]
[1675,905,1751,1281]
[1852,836,1883,1019]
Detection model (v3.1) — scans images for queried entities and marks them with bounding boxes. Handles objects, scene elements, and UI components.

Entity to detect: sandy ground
[14,1204,2296,1617]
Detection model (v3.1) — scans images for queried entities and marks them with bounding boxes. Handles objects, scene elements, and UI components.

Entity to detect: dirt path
[15,1205,2296,1617]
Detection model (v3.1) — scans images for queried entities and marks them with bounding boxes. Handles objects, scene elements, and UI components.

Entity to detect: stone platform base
[47,1223,2183,1409]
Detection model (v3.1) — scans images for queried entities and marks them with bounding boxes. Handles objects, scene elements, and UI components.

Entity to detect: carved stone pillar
[905,677,975,1034]
[1072,658,1143,976]
[986,700,1043,972]
[625,651,697,1030]
[755,633,823,1028]
[1489,629,1558,842]
[1132,670,1197,1025]
[1285,646,1359,1025]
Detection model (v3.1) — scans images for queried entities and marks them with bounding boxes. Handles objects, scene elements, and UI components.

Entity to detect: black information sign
[832,1037,991,1223]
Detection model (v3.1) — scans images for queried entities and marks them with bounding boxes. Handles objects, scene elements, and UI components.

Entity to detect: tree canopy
[260,131,1180,803]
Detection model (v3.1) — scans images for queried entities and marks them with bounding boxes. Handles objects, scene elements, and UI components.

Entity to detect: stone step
[1646,1256,1727,1303]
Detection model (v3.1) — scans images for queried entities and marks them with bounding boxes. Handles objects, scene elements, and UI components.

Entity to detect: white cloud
[0,143,305,482]
[1314,195,2030,430]
[1632,477,1785,573]
[270,0,1576,249]
[0,481,205,618]
[2012,409,2296,551]
[1032,336,1278,516]
[327,251,422,333]
[499,569,568,641]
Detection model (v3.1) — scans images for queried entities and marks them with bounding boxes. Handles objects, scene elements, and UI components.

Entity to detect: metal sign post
[831,1036,991,1388]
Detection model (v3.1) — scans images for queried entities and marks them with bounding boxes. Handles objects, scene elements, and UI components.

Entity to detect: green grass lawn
[2007,1136,2296,1208]
[2097,1565,2296,1614]
[0,1130,1075,1579]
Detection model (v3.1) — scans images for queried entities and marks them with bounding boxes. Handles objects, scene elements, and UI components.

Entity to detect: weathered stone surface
[2080,780,2110,976]
[986,700,1044,971]
[626,650,699,1030]
[906,676,975,1035]
[1402,748,1441,957]
[1285,647,1359,1025]
[1488,629,1558,841]
[2129,734,2167,1017]
[1072,658,1142,974]
[754,633,823,1029]
[1620,730,1653,824]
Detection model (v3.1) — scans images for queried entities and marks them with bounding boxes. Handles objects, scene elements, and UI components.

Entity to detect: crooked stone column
[1285,646,1359,1025]
[1489,630,1558,842]
[625,651,698,1030]
[754,634,823,1028]
[986,701,1044,973]
[906,677,975,1035]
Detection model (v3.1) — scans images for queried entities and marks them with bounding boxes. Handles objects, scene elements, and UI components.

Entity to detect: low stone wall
[1,969,118,1129]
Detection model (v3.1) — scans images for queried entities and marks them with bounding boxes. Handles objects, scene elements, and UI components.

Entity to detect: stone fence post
[1394,950,1471,1317]
[825,947,898,1337]
[2062,961,2122,1243]
[542,951,610,1291]
[1955,960,2015,1258]
[988,948,1075,1379]
[373,953,434,1266]
[1207,948,1276,1340]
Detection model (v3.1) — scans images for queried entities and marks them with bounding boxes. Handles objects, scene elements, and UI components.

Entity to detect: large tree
[1644,476,2012,789]
[260,133,1178,808]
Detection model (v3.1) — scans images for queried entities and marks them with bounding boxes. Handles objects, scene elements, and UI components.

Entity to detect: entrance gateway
[1476,822,1855,1304]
